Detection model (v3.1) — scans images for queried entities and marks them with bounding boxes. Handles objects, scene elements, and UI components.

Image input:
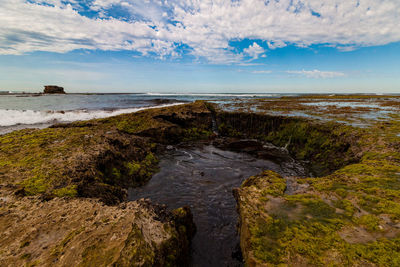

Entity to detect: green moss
[80,244,120,267]
[217,98,400,266]
[0,126,97,197]
[20,174,50,195]
[114,115,157,134]
[122,152,159,185]
[111,168,121,179]
[217,122,242,138]
[25,260,40,267]
[51,227,85,257]
[266,121,359,176]
[0,102,214,203]
[113,223,155,266]
[217,111,361,177]
[182,127,213,141]
[355,214,381,232]
[248,212,346,265]
[250,217,286,264]
[334,199,356,218]
[285,194,338,221]
[352,238,400,266]
[53,185,78,198]
[242,170,287,197]
[235,109,400,266]
[125,161,141,176]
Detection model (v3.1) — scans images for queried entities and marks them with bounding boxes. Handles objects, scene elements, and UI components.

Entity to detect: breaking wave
[145,92,279,97]
[0,103,184,127]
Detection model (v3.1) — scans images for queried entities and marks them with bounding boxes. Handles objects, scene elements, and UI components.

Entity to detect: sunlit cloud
[1,0,399,63]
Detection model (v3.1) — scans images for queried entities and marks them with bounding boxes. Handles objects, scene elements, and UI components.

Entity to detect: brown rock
[0,189,194,267]
[43,85,65,94]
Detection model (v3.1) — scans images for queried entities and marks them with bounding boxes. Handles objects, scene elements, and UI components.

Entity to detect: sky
[0,0,399,93]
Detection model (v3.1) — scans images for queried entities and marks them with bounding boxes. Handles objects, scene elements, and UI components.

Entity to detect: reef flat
[0,102,210,266]
[225,95,400,266]
[1,96,400,266]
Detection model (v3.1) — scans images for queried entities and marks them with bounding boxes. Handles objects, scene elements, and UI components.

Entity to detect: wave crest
[0,103,183,127]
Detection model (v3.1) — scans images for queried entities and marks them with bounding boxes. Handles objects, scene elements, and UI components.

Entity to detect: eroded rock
[0,189,194,266]
[0,102,211,266]
[43,85,65,94]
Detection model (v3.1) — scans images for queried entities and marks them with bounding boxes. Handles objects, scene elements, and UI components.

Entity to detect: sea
[0,93,290,135]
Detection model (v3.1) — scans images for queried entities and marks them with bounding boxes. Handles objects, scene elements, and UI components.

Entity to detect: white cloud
[0,0,400,63]
[286,69,346,78]
[336,46,358,52]
[243,42,265,60]
[252,70,272,74]
[0,1,163,55]
[267,40,287,50]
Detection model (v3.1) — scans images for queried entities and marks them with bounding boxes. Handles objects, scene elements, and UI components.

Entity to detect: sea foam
[145,92,278,97]
[0,103,183,127]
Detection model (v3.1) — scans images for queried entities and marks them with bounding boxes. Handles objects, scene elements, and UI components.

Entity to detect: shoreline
[0,98,400,266]
[2,92,400,97]
[0,102,186,135]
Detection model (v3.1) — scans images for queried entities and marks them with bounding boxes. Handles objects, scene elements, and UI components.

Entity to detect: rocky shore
[0,101,210,266]
[1,97,400,266]
[223,97,400,266]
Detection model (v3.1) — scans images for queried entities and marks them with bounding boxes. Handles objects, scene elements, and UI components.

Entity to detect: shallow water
[0,93,289,133]
[128,143,305,266]
[302,100,396,110]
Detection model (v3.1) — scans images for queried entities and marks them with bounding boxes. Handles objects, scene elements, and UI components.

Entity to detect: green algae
[51,227,85,257]
[355,215,381,232]
[2,98,400,265]
[182,127,213,141]
[113,223,155,267]
[123,152,159,185]
[245,186,400,266]
[53,185,78,198]
[230,99,400,266]
[242,170,287,197]
[216,111,362,177]
[0,102,212,202]
[113,113,163,135]
[81,244,121,267]
[333,199,356,218]
[20,174,50,196]
[0,126,98,196]
[104,152,160,187]
[263,121,361,176]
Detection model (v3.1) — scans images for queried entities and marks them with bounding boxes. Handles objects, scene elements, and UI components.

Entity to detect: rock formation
[43,85,65,94]
[0,102,210,266]
[1,99,400,266]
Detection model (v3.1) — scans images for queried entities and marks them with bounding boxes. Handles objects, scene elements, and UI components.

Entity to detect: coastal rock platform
[1,97,400,266]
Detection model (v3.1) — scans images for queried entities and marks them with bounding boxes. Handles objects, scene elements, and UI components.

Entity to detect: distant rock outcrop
[43,85,65,94]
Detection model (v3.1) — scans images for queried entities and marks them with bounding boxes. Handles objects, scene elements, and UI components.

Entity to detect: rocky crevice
[215,111,362,176]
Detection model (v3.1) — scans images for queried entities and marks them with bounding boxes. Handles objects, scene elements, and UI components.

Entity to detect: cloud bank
[1,0,399,63]
[287,70,346,78]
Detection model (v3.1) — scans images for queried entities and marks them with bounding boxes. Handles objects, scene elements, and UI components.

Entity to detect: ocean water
[0,93,286,134]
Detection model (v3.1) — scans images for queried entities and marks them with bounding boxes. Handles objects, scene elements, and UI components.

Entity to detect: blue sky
[0,0,399,93]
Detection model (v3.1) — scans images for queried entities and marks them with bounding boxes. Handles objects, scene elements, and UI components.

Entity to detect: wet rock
[0,102,213,266]
[213,137,293,162]
[0,102,213,203]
